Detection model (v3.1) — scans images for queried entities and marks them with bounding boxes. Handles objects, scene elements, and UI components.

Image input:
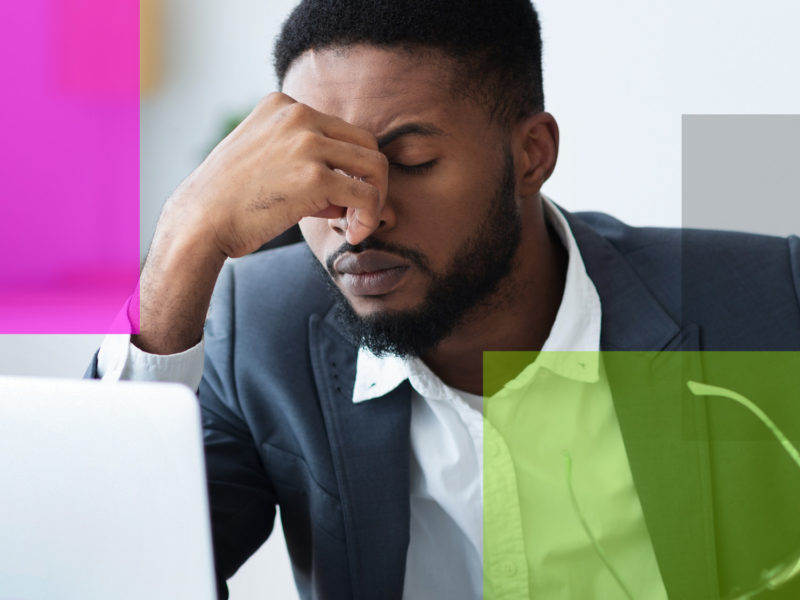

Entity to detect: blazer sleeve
[200,263,279,599]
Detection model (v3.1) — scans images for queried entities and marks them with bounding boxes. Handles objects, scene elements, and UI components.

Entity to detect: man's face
[284,46,522,356]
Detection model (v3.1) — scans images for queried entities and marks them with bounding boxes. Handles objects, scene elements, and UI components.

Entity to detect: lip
[334,250,411,296]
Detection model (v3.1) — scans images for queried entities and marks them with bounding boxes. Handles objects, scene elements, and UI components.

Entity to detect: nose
[327,190,397,237]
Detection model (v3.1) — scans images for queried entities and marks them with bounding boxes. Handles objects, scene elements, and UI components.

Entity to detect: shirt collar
[534,196,602,383]
[353,350,464,405]
[352,197,602,404]
[352,351,407,404]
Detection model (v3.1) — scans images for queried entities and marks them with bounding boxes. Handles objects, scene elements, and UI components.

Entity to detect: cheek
[391,169,489,251]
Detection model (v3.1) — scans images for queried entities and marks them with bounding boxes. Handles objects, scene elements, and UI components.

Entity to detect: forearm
[132,208,226,355]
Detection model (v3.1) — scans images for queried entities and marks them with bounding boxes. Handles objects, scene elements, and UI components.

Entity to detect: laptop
[0,376,217,600]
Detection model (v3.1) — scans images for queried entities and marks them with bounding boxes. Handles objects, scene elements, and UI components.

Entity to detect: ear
[512,112,559,197]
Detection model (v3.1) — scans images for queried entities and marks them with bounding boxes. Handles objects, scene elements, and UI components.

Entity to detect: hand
[164,91,389,257]
[133,92,388,355]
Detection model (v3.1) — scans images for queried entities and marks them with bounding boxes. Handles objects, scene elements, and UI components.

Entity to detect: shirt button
[496,560,517,577]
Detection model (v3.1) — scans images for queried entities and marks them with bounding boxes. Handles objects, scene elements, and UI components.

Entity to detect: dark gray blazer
[88,209,800,599]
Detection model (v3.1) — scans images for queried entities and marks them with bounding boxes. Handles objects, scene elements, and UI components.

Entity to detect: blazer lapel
[566,210,720,599]
[309,310,411,600]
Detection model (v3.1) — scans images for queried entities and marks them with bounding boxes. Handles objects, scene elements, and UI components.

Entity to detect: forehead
[282,45,478,136]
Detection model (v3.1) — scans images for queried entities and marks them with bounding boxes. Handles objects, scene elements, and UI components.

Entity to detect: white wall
[2,1,798,598]
[0,335,105,378]
[538,0,800,226]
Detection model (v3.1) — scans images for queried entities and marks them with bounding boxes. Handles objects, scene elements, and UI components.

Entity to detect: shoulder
[573,210,795,257]
[572,210,799,288]
[570,210,800,348]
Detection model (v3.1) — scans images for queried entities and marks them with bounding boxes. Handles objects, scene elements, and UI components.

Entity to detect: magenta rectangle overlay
[0,0,140,334]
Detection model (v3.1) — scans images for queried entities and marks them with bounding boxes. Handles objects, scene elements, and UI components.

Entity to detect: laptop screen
[0,376,217,600]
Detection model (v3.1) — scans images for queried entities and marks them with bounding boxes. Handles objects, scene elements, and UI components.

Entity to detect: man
[90,1,800,598]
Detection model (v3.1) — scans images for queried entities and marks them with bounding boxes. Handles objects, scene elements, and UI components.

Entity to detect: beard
[313,149,522,358]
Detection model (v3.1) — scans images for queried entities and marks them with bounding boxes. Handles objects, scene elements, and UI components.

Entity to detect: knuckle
[283,101,312,125]
[263,91,287,106]
[296,130,319,151]
[256,92,290,116]
[304,163,328,186]
[315,195,332,213]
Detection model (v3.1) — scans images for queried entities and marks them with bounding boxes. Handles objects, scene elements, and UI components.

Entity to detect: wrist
[134,221,226,355]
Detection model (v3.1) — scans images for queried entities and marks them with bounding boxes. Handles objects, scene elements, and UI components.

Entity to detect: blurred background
[1,0,798,598]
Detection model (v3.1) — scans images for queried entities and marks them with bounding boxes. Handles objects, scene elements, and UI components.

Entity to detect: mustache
[325,237,433,277]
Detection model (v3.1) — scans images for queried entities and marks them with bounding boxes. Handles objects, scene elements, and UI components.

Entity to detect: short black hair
[273,0,544,126]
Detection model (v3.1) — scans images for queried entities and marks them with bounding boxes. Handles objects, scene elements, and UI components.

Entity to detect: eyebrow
[376,123,447,149]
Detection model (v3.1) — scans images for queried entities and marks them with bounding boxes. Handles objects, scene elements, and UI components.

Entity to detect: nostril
[328,215,348,235]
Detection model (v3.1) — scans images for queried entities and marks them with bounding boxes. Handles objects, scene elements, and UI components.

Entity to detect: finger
[273,103,387,207]
[312,110,380,153]
[277,101,379,153]
[344,207,373,245]
[316,170,382,243]
[345,206,373,245]
[332,173,383,244]
[308,204,371,246]
[323,172,382,221]
[310,205,344,219]
[318,137,389,210]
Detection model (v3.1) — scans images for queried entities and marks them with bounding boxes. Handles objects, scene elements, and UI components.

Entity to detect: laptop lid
[0,376,217,600]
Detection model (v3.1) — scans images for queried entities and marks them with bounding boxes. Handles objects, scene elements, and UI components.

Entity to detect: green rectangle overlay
[483,351,800,599]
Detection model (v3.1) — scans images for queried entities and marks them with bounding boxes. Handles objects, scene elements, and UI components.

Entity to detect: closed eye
[390,160,438,175]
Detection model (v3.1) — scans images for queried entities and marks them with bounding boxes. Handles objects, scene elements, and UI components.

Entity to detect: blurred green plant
[206,111,247,157]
